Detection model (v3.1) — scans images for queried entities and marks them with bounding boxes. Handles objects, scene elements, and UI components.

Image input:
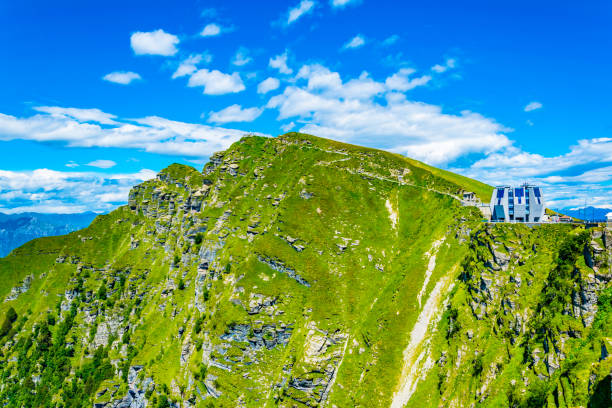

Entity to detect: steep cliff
[404,225,612,408]
[0,133,609,408]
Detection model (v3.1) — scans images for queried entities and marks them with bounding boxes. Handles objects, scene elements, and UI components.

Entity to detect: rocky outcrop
[285,323,347,407]
[94,367,153,408]
[4,274,33,302]
[257,255,310,287]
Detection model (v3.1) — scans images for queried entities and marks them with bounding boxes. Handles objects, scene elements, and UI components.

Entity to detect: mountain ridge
[0,133,610,408]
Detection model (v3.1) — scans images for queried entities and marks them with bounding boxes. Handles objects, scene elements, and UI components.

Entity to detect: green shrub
[0,308,17,338]
[6,307,17,323]
[157,395,170,408]
[97,284,107,300]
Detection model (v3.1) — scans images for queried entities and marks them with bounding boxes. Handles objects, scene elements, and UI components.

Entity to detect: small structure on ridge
[489,184,545,223]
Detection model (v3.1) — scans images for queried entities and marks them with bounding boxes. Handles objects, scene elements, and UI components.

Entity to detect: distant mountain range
[0,212,98,257]
[556,206,612,221]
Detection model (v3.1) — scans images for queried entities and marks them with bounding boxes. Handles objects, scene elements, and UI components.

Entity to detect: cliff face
[0,133,609,408]
[404,225,612,408]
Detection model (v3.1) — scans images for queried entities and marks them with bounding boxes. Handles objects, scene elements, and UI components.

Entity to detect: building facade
[489,184,545,223]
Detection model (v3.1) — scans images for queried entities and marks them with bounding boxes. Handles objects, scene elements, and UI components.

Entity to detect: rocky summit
[0,133,610,408]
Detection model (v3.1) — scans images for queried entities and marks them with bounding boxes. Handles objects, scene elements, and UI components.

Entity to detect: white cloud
[385,68,431,91]
[286,0,316,25]
[187,69,245,95]
[331,0,362,7]
[102,71,142,85]
[295,64,384,99]
[0,107,268,160]
[200,23,222,37]
[296,64,341,90]
[257,77,281,94]
[342,34,365,50]
[65,161,79,168]
[172,54,212,79]
[33,106,118,125]
[266,63,511,165]
[524,101,543,112]
[454,138,612,208]
[431,58,456,73]
[208,104,263,124]
[382,34,399,46]
[232,47,252,66]
[0,168,156,213]
[281,122,296,132]
[130,29,179,56]
[269,51,293,74]
[87,159,117,169]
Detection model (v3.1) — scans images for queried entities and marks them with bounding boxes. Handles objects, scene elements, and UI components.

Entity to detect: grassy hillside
[0,133,609,408]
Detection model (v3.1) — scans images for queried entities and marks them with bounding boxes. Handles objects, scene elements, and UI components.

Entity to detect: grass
[0,133,607,408]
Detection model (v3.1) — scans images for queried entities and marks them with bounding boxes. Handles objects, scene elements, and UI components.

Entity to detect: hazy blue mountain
[558,206,612,221]
[0,212,98,257]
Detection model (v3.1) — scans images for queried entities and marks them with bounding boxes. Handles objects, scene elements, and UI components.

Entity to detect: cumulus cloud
[524,101,543,112]
[200,23,223,37]
[286,0,316,25]
[454,137,612,208]
[187,69,245,95]
[102,71,141,85]
[269,51,293,74]
[266,63,511,165]
[0,107,267,160]
[130,29,179,56]
[172,54,212,79]
[385,68,431,91]
[257,77,281,94]
[281,122,296,132]
[208,104,263,124]
[331,0,362,8]
[87,160,117,169]
[0,168,156,213]
[232,47,252,66]
[33,106,118,125]
[294,64,384,99]
[342,34,365,50]
[431,58,456,73]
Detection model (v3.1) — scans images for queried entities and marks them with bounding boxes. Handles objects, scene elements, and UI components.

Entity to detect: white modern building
[490,184,545,223]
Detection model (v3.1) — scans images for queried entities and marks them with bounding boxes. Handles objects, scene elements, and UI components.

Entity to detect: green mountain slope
[0,133,610,408]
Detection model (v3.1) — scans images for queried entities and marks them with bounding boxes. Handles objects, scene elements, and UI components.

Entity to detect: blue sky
[0,0,611,213]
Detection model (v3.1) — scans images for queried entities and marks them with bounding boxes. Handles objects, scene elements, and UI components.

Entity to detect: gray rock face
[489,243,511,271]
[203,152,224,176]
[220,323,293,351]
[4,274,33,302]
[61,288,79,311]
[94,366,153,408]
[248,294,277,315]
[93,315,125,348]
[257,255,310,287]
